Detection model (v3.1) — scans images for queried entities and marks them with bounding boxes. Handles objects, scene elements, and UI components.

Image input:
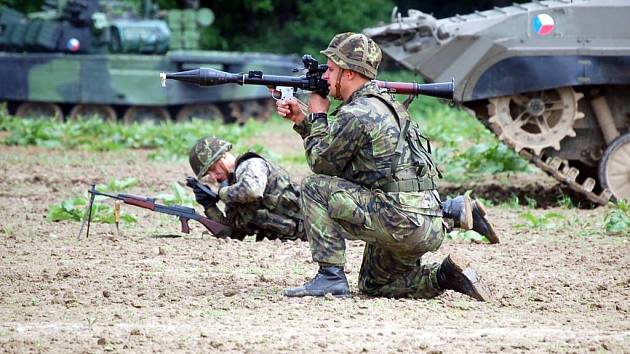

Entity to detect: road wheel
[598,133,630,202]
[176,104,225,122]
[123,106,170,124]
[15,102,63,120]
[69,104,117,122]
[488,87,584,154]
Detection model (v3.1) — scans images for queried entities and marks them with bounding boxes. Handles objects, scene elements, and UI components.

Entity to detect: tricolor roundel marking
[66,38,80,52]
[533,13,555,36]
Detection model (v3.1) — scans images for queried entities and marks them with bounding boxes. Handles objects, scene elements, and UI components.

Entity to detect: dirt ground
[1,130,629,353]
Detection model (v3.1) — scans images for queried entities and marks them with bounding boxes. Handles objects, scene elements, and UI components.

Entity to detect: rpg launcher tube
[374,79,454,100]
[163,68,312,90]
[163,68,454,100]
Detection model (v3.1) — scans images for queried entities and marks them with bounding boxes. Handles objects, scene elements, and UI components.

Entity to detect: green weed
[96,177,138,193]
[516,211,565,230]
[85,317,97,331]
[156,182,195,208]
[556,193,576,209]
[476,197,495,208]
[525,196,538,209]
[47,194,137,224]
[604,199,630,235]
[501,194,521,209]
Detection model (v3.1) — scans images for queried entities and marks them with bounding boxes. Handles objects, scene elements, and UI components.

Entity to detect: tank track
[488,124,612,206]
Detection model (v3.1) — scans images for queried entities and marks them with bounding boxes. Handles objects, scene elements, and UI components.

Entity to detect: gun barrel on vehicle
[162,68,454,100]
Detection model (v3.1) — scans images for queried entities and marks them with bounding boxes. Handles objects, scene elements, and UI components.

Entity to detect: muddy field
[1,130,629,353]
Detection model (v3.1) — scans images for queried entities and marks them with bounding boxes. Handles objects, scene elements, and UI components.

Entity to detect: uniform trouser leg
[357,243,442,298]
[301,174,445,298]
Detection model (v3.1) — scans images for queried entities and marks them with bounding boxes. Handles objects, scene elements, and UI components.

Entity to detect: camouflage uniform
[293,80,446,298]
[204,153,304,241]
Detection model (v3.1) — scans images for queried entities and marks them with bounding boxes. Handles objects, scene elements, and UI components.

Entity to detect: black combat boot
[471,199,500,244]
[284,265,350,297]
[437,254,490,301]
[442,195,473,230]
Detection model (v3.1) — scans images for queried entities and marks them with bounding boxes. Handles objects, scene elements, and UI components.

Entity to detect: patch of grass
[604,199,630,235]
[0,113,261,161]
[47,195,137,224]
[0,224,16,238]
[156,182,195,208]
[525,196,538,209]
[438,142,531,182]
[85,317,97,331]
[556,193,576,209]
[476,197,495,208]
[96,177,139,193]
[500,194,521,209]
[516,211,565,230]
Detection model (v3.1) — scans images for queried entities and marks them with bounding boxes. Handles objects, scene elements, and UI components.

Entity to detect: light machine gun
[76,185,230,239]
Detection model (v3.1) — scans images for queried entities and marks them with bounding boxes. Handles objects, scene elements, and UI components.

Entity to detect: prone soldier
[188,136,305,242]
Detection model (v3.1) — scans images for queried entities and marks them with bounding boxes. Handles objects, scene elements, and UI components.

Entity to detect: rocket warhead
[161,68,244,87]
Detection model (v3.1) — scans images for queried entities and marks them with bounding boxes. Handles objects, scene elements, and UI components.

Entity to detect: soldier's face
[322,59,343,99]
[208,159,229,182]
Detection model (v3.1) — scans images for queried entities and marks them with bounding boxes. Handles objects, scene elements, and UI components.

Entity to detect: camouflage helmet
[189,136,232,179]
[320,32,382,79]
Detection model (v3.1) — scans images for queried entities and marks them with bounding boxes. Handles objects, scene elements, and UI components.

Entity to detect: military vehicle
[364,0,630,204]
[0,0,299,123]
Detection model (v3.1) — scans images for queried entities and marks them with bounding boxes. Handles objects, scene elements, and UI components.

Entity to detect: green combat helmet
[189,137,232,179]
[320,32,382,79]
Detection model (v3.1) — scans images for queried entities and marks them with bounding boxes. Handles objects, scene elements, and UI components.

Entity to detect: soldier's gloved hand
[192,183,219,209]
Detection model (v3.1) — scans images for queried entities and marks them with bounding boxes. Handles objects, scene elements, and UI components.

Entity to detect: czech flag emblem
[67,38,80,52]
[532,13,554,36]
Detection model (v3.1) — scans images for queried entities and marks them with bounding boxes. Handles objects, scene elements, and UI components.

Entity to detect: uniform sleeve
[219,158,269,203]
[293,116,312,137]
[203,204,228,224]
[302,108,366,175]
[202,205,247,240]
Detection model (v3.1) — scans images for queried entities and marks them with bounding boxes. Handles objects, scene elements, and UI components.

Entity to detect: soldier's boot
[284,265,349,297]
[471,199,500,244]
[442,195,473,230]
[437,254,491,302]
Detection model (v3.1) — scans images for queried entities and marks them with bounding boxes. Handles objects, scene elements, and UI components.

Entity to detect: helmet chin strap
[334,69,345,100]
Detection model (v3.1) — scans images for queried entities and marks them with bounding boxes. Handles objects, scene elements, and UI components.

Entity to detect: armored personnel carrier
[0,0,299,123]
[364,0,630,204]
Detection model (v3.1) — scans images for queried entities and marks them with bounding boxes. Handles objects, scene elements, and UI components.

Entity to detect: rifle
[76,185,230,239]
[160,54,454,103]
